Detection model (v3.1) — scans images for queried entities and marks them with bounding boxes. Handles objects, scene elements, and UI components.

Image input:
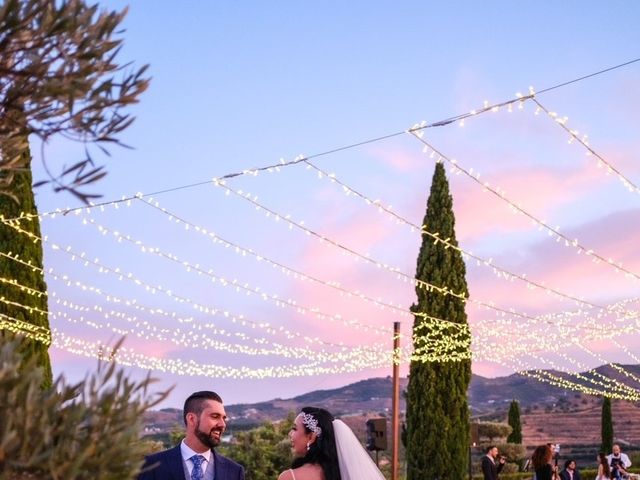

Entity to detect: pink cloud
[451,160,618,244]
[366,144,425,173]
[472,361,514,378]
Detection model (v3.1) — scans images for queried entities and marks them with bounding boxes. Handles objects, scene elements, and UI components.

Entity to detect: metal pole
[391,321,401,480]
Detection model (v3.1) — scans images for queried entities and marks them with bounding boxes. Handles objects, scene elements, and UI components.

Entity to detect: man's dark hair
[486,445,496,454]
[183,391,223,425]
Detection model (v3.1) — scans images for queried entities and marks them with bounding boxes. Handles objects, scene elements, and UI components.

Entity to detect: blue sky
[25,1,640,408]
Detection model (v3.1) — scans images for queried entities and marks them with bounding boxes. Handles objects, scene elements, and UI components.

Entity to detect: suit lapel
[168,445,187,480]
[213,450,225,480]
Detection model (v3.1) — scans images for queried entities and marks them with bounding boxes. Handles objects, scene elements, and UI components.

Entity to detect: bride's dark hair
[291,406,342,480]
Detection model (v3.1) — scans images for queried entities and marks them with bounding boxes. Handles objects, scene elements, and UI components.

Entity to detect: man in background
[560,459,582,480]
[481,445,506,480]
[607,444,632,480]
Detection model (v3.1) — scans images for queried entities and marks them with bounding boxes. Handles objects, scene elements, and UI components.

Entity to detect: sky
[19,1,640,408]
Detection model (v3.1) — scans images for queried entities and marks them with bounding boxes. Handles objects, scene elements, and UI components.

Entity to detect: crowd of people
[137,390,385,480]
[481,442,634,480]
[135,389,635,480]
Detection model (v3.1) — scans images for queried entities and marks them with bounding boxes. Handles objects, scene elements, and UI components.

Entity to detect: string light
[2,233,477,367]
[0,251,335,348]
[46,307,392,363]
[0,313,51,345]
[211,176,591,329]
[297,159,633,317]
[7,169,632,348]
[491,354,640,401]
[135,199,410,317]
[49,328,395,379]
[0,309,467,376]
[2,124,634,327]
[409,131,640,283]
[1,219,394,338]
[5,189,635,343]
[535,348,640,398]
[0,263,475,366]
[532,98,640,195]
[573,340,640,387]
[522,355,640,401]
[1,220,476,361]
[1,64,638,387]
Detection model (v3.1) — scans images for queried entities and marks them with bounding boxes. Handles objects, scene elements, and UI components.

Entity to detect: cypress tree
[507,399,522,444]
[405,162,471,480]
[601,397,613,453]
[0,136,53,388]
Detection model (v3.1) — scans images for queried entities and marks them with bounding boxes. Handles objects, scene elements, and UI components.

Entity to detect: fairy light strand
[213,166,640,322]
[6,202,640,368]
[300,158,608,315]
[0,265,474,365]
[5,192,634,335]
[2,59,635,225]
[1,219,394,337]
[409,130,640,283]
[137,198,411,316]
[532,98,640,195]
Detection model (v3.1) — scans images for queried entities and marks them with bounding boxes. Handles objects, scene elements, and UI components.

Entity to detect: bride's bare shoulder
[279,464,324,480]
[277,469,295,480]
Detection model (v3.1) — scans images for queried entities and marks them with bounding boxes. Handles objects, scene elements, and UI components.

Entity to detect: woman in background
[531,444,558,480]
[595,452,611,480]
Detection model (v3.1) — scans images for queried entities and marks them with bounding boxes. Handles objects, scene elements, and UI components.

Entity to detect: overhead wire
[3,57,637,221]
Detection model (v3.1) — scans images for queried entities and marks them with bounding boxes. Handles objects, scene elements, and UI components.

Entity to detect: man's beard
[195,419,222,449]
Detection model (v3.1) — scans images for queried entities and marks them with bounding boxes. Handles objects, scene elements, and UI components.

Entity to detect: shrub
[477,421,512,443]
[0,334,169,479]
[497,443,527,464]
[219,413,294,480]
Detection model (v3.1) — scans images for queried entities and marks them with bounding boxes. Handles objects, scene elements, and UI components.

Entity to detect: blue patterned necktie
[190,454,205,480]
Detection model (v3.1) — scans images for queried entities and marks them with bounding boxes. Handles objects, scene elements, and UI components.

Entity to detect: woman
[595,452,611,480]
[278,407,385,480]
[531,444,558,480]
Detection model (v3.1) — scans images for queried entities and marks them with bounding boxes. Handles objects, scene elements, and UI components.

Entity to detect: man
[138,391,245,480]
[481,445,506,480]
[607,444,632,480]
[560,459,582,480]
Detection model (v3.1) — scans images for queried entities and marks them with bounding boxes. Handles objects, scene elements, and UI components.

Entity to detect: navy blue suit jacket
[137,445,245,480]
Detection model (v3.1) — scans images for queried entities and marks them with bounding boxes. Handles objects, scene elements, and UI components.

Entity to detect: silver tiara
[300,412,322,436]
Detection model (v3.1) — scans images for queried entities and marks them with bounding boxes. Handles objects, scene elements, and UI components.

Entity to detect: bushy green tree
[601,396,613,453]
[0,334,168,479]
[507,400,522,444]
[219,413,295,480]
[0,140,52,387]
[0,0,150,200]
[405,162,471,480]
[477,422,512,444]
[1,0,149,384]
[496,443,526,464]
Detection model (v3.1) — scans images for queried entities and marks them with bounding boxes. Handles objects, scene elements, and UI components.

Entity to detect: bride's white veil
[332,419,385,480]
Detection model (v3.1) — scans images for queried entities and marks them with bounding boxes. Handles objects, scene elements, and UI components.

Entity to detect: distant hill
[143,363,640,445]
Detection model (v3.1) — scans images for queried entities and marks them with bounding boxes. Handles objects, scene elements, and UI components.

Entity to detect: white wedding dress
[333,419,386,480]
